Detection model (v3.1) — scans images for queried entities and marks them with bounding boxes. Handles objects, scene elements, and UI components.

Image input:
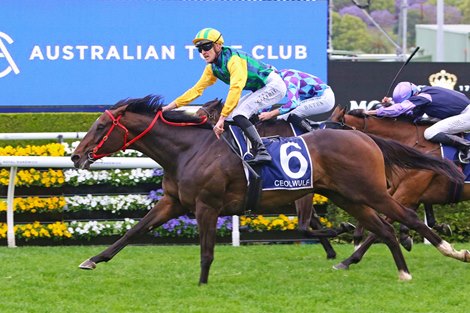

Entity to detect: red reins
[91,109,208,160]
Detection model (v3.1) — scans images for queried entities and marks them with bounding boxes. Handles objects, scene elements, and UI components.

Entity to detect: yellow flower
[313,194,329,205]
[241,214,299,232]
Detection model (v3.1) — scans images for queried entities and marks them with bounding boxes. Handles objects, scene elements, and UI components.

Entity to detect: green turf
[0,243,469,313]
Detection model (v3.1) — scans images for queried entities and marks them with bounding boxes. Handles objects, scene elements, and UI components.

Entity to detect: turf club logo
[0,32,20,78]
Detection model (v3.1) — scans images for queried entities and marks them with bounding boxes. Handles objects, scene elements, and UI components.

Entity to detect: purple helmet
[392,82,418,103]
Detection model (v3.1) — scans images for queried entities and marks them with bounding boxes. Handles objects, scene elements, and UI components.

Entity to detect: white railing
[0,156,161,248]
[0,131,240,248]
[1,156,241,248]
[0,132,86,141]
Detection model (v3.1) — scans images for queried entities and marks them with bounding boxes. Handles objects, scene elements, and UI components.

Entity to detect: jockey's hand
[366,110,377,115]
[162,102,177,112]
[214,117,226,139]
[381,97,392,104]
[258,109,280,121]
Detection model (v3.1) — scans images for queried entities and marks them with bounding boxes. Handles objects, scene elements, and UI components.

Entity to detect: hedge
[0,112,100,146]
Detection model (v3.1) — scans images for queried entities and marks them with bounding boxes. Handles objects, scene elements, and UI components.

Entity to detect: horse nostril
[71,155,80,163]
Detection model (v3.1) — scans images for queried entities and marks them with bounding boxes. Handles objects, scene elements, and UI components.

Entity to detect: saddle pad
[229,125,313,191]
[441,132,470,183]
[289,122,305,137]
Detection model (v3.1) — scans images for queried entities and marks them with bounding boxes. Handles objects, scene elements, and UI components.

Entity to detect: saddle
[222,122,314,212]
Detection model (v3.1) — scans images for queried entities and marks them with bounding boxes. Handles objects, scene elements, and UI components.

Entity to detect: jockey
[258,69,335,132]
[366,81,470,163]
[163,28,286,165]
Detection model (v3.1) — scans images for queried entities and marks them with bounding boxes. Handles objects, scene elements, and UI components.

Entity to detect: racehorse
[198,98,354,260]
[71,95,468,284]
[327,106,470,269]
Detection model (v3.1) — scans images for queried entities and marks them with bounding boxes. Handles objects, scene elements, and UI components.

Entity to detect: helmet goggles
[196,41,214,53]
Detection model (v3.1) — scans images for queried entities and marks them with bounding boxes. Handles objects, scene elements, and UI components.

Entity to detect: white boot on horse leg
[437,241,470,262]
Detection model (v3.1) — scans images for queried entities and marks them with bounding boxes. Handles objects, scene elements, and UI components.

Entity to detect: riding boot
[233,115,272,165]
[429,132,470,163]
[287,114,315,133]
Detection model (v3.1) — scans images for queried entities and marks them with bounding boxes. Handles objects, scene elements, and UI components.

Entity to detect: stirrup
[458,151,470,164]
[246,151,271,165]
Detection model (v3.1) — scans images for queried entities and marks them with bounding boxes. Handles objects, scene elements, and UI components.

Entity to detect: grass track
[1,243,469,313]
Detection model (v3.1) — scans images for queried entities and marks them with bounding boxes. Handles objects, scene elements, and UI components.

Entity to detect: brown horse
[327,106,470,269]
[198,98,354,260]
[71,95,468,284]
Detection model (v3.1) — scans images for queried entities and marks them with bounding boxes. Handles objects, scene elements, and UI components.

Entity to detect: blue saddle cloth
[229,125,313,191]
[441,133,470,183]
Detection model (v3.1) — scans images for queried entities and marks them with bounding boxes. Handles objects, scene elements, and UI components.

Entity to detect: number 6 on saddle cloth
[225,124,313,211]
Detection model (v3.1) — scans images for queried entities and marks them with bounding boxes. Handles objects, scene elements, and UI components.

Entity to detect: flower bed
[0,215,233,243]
[0,141,337,246]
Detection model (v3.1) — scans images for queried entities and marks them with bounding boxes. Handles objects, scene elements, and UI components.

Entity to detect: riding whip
[385,46,420,97]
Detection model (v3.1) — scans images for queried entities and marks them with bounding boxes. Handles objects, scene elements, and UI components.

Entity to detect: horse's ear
[113,105,128,115]
[338,104,348,111]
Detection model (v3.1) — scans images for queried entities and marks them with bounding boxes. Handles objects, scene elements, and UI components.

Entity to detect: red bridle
[91,109,208,160]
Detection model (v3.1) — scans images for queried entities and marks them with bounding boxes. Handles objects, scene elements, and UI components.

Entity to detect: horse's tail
[368,133,465,184]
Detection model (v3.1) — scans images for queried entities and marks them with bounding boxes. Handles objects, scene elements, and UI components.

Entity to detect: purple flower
[153,169,164,177]
[148,188,164,201]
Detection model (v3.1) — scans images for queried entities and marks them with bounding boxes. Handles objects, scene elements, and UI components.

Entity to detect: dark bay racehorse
[328,106,470,269]
[71,95,469,284]
[198,98,354,260]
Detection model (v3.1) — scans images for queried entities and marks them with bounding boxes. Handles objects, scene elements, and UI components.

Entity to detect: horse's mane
[110,94,210,127]
[347,108,415,124]
[110,95,164,114]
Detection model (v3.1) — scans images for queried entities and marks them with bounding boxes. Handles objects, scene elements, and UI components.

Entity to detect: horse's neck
[346,116,434,149]
[133,124,214,168]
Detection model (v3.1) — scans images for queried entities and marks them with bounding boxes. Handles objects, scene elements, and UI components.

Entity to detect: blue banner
[0,0,328,108]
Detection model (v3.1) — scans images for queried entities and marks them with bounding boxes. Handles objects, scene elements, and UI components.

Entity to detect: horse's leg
[389,171,435,251]
[369,197,470,263]
[398,224,413,252]
[331,201,412,280]
[353,223,365,250]
[79,195,185,270]
[334,232,378,270]
[424,204,452,236]
[296,194,337,259]
[195,203,219,285]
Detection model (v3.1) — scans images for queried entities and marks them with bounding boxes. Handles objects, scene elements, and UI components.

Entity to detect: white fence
[1,156,161,248]
[0,131,240,248]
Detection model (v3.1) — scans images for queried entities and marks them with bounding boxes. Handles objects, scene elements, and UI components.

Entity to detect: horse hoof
[435,224,452,237]
[400,237,413,252]
[326,252,337,260]
[333,263,349,270]
[341,222,356,233]
[464,250,470,262]
[398,270,412,281]
[79,259,96,270]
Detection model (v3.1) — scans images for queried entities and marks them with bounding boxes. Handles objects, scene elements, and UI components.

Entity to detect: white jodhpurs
[278,87,336,120]
[228,71,287,120]
[424,104,470,139]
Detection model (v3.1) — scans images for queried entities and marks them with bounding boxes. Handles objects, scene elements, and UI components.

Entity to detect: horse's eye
[96,124,105,131]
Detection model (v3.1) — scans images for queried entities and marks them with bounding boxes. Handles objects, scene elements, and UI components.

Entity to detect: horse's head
[328,105,347,123]
[196,98,223,125]
[323,105,356,130]
[348,109,369,118]
[71,95,164,169]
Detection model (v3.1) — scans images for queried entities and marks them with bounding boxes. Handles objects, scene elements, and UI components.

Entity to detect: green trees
[331,0,466,54]
[331,12,372,53]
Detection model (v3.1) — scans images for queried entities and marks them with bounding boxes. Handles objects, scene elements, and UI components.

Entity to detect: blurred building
[416,24,470,62]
